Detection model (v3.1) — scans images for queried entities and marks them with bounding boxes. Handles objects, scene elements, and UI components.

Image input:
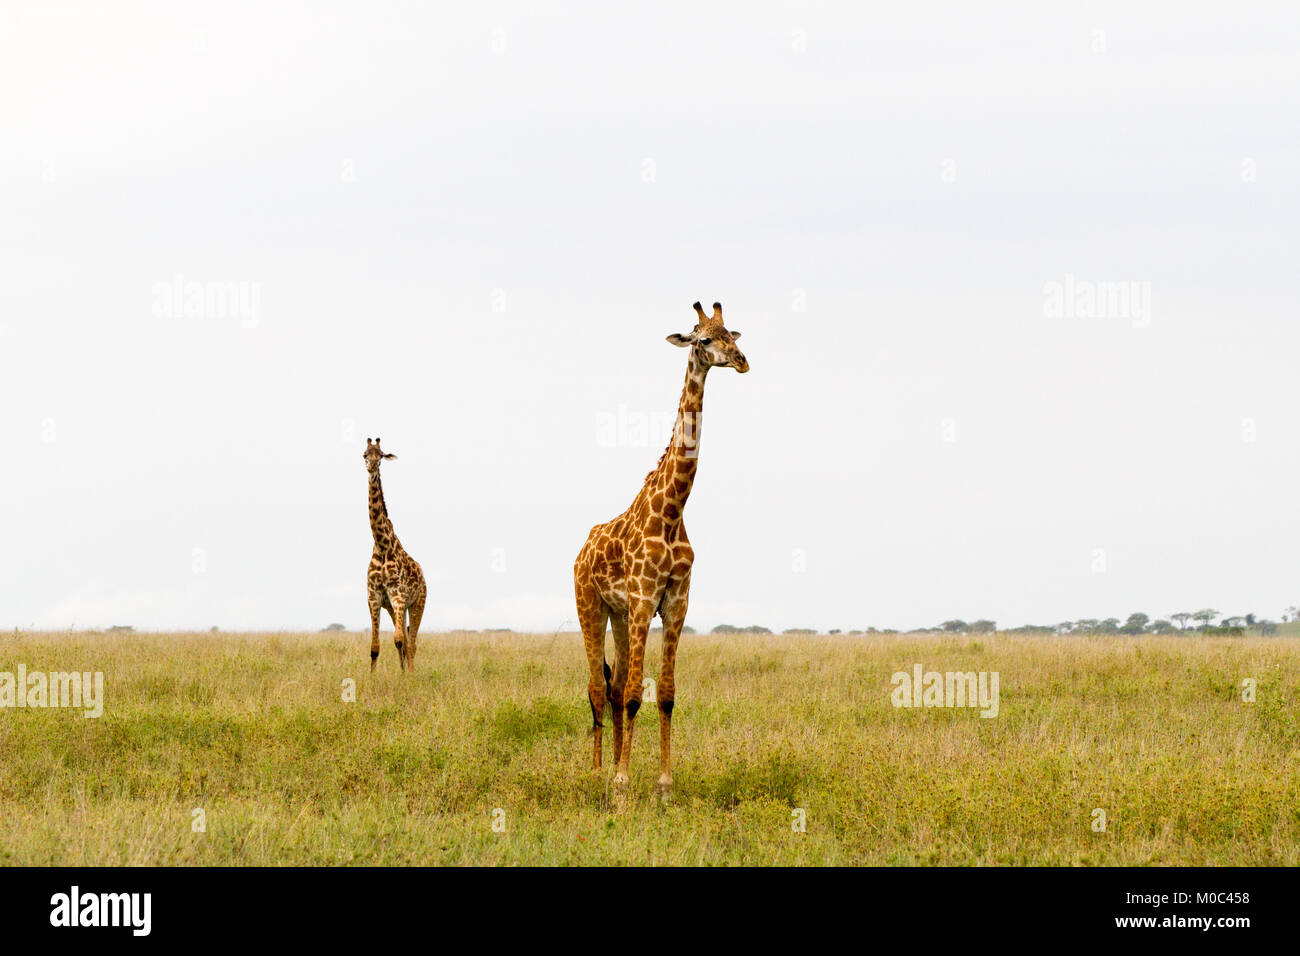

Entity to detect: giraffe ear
[666,332,695,347]
[730,331,741,340]
[382,453,397,460]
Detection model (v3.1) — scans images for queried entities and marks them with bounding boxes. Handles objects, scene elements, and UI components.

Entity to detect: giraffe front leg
[391,598,407,672]
[657,577,689,795]
[608,611,630,778]
[616,597,655,787]
[405,599,424,672]
[368,588,383,672]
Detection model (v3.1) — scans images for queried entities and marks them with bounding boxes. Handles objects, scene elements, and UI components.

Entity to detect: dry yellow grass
[0,629,1296,865]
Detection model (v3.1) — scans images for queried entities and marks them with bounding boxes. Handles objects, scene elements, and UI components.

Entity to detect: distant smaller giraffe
[362,438,427,672]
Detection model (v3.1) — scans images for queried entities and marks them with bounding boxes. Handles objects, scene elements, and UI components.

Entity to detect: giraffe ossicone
[574,299,749,792]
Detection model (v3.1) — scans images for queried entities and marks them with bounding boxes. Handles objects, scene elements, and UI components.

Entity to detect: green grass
[0,629,1297,865]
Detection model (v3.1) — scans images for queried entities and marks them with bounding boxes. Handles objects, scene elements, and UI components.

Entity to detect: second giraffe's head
[667,301,749,373]
[363,438,396,475]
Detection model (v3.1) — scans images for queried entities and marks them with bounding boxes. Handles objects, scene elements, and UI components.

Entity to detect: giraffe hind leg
[575,567,610,771]
[608,609,631,780]
[616,596,656,787]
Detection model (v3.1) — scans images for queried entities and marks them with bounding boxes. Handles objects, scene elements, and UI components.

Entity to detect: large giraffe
[363,438,427,672]
[574,301,749,792]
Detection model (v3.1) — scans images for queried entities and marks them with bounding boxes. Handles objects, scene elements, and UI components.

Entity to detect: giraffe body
[363,438,427,672]
[574,302,748,791]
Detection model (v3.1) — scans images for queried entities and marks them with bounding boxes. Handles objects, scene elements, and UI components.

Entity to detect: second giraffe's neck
[368,471,398,551]
[650,349,710,508]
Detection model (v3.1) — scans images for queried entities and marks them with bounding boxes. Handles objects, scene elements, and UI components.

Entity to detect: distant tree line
[1052,610,1281,636]
[706,605,1295,637]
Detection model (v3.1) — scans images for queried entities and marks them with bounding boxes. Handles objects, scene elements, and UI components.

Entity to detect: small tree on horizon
[1192,609,1219,629]
[1171,611,1192,630]
[1121,613,1149,635]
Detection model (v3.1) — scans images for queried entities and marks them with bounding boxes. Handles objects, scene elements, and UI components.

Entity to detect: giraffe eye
[698,337,711,346]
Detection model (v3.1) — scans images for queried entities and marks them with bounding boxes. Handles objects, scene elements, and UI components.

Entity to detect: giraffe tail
[589,659,612,732]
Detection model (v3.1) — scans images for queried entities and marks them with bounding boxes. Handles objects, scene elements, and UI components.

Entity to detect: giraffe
[574,301,749,792]
[362,438,428,673]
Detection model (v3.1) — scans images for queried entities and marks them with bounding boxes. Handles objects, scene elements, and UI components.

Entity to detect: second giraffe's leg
[367,586,383,672]
[405,600,424,672]
[657,576,689,794]
[391,598,407,672]
[616,596,656,787]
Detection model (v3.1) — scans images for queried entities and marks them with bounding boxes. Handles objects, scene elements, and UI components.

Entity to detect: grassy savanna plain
[1,629,1297,866]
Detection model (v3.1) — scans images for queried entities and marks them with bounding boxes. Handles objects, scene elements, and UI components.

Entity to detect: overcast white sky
[2,1,1297,633]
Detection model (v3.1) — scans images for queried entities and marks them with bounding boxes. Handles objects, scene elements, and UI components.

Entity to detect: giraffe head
[666,301,749,373]
[363,437,396,475]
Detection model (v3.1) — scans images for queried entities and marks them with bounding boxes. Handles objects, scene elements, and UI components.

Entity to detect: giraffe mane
[644,447,671,485]
[371,469,390,517]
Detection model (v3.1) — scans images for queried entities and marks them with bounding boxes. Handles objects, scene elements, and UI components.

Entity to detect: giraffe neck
[368,471,398,552]
[650,348,710,509]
